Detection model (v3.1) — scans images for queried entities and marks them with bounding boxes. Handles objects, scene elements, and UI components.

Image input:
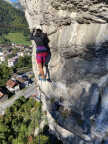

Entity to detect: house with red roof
[6,79,20,93]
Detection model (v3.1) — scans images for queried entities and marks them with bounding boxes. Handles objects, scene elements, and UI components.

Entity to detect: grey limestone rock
[19,0,108,143]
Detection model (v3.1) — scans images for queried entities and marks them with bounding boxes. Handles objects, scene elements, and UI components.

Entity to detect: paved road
[0,82,37,115]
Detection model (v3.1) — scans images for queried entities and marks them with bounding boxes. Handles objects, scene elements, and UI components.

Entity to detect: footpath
[0,82,36,115]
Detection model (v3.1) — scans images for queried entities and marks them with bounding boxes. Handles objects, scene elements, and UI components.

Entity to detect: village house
[11,43,16,47]
[25,52,31,56]
[19,76,31,87]
[24,48,30,52]
[15,44,25,49]
[0,50,5,63]
[8,56,18,67]
[17,51,24,57]
[0,51,3,56]
[16,77,26,89]
[24,46,32,52]
[8,59,16,67]
[0,56,5,62]
[11,74,30,88]
[0,44,10,49]
[27,71,34,78]
[6,79,20,93]
[3,49,9,56]
[11,74,18,81]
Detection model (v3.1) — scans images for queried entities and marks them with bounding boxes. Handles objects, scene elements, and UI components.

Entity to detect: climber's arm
[30,32,34,40]
[47,29,58,36]
[47,26,59,36]
[30,29,36,40]
[44,33,50,43]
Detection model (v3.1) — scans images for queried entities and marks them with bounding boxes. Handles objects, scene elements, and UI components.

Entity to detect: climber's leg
[45,64,51,81]
[37,63,45,79]
[36,54,45,79]
[36,52,48,80]
[44,52,51,80]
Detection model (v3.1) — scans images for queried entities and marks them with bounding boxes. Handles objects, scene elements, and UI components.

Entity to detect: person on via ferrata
[30,26,51,81]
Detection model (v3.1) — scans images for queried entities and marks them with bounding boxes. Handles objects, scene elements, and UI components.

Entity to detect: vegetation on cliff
[0,96,63,144]
[0,96,45,143]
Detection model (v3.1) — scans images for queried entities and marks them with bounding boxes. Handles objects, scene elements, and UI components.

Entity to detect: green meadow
[4,32,31,46]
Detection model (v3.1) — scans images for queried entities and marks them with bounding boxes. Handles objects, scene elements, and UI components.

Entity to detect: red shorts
[36,52,48,64]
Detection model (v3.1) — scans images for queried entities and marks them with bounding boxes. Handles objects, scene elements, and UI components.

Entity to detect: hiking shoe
[38,75,46,81]
[47,78,52,82]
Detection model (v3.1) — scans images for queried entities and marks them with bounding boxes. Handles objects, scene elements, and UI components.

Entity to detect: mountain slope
[3,0,23,10]
[0,0,30,44]
[12,1,23,10]
[0,0,28,31]
[3,0,12,4]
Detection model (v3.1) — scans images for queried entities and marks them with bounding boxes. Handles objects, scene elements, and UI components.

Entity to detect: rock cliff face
[19,0,108,143]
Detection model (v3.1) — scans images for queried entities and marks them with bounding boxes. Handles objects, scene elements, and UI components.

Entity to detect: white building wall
[0,56,5,62]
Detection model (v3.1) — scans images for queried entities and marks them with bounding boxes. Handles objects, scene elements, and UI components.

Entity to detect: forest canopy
[0,0,30,44]
[0,0,28,31]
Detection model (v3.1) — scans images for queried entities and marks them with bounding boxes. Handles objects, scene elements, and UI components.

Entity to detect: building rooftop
[16,77,25,83]
[6,80,17,88]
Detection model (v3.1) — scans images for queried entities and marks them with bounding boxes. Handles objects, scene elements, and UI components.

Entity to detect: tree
[15,55,32,69]
[0,97,61,144]
[0,119,9,143]
[0,64,13,86]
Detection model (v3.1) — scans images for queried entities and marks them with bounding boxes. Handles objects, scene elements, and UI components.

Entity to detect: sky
[4,0,18,3]
[10,0,18,2]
